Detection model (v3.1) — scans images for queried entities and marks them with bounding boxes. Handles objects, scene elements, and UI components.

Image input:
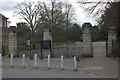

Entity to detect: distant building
[0,14,9,46]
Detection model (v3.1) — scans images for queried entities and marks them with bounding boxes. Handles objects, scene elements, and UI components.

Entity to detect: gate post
[8,26,18,57]
[82,23,93,57]
[43,29,52,43]
[42,29,52,57]
[107,27,117,57]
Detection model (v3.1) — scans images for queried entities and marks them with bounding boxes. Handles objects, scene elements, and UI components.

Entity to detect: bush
[2,46,5,56]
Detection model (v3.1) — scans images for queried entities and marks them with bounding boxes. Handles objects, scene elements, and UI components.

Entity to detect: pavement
[78,57,118,78]
[2,66,110,78]
[79,42,118,78]
[1,56,118,78]
[1,42,119,78]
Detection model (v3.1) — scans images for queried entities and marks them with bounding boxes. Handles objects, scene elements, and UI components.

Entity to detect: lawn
[4,41,72,54]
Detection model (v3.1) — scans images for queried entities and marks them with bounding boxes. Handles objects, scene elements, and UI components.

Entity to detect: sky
[0,0,116,27]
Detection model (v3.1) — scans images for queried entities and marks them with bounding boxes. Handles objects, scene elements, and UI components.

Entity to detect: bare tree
[42,0,65,29]
[41,0,75,28]
[14,1,45,33]
[77,0,119,26]
[78,0,113,17]
[63,3,75,29]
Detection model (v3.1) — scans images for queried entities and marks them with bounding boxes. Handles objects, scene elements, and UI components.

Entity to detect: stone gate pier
[82,23,93,57]
[107,27,117,57]
[43,29,52,42]
[9,26,17,56]
[42,29,52,57]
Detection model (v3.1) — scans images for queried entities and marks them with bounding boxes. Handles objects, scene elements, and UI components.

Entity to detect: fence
[112,40,119,58]
[52,43,83,57]
[106,41,108,57]
[18,42,83,58]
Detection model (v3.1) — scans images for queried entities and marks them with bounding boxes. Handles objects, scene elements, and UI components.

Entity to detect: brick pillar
[9,26,17,56]
[82,23,93,57]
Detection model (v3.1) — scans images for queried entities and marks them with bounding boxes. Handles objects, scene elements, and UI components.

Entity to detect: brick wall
[2,27,8,46]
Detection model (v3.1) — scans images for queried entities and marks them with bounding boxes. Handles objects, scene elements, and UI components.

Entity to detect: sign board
[2,42,4,46]
[25,39,31,46]
[41,40,51,49]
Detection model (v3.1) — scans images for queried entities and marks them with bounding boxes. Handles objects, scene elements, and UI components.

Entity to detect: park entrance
[93,42,106,57]
[7,23,117,58]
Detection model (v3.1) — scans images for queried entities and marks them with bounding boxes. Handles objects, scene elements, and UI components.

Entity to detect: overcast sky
[0,0,118,27]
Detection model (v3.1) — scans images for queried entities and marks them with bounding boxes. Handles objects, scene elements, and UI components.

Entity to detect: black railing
[112,40,118,58]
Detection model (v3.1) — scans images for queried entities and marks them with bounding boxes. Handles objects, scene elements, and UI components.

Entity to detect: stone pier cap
[9,26,17,32]
[82,23,92,30]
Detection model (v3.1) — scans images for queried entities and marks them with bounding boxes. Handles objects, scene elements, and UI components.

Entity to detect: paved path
[79,57,118,78]
[78,42,118,78]
[93,42,106,57]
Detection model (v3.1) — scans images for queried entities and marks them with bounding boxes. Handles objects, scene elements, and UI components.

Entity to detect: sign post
[40,40,51,59]
[25,39,33,59]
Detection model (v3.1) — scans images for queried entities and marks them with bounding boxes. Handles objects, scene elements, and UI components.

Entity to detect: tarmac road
[2,66,109,78]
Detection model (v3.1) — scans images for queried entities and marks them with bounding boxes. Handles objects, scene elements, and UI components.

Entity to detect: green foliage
[91,26,100,42]
[17,22,30,38]
[80,36,83,41]
[52,27,66,42]
[97,2,119,41]
[98,30,108,41]
[2,46,9,54]
[4,42,72,54]
[51,23,83,42]
[65,23,83,41]
[2,46,5,55]
[18,43,41,52]
[52,41,72,47]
